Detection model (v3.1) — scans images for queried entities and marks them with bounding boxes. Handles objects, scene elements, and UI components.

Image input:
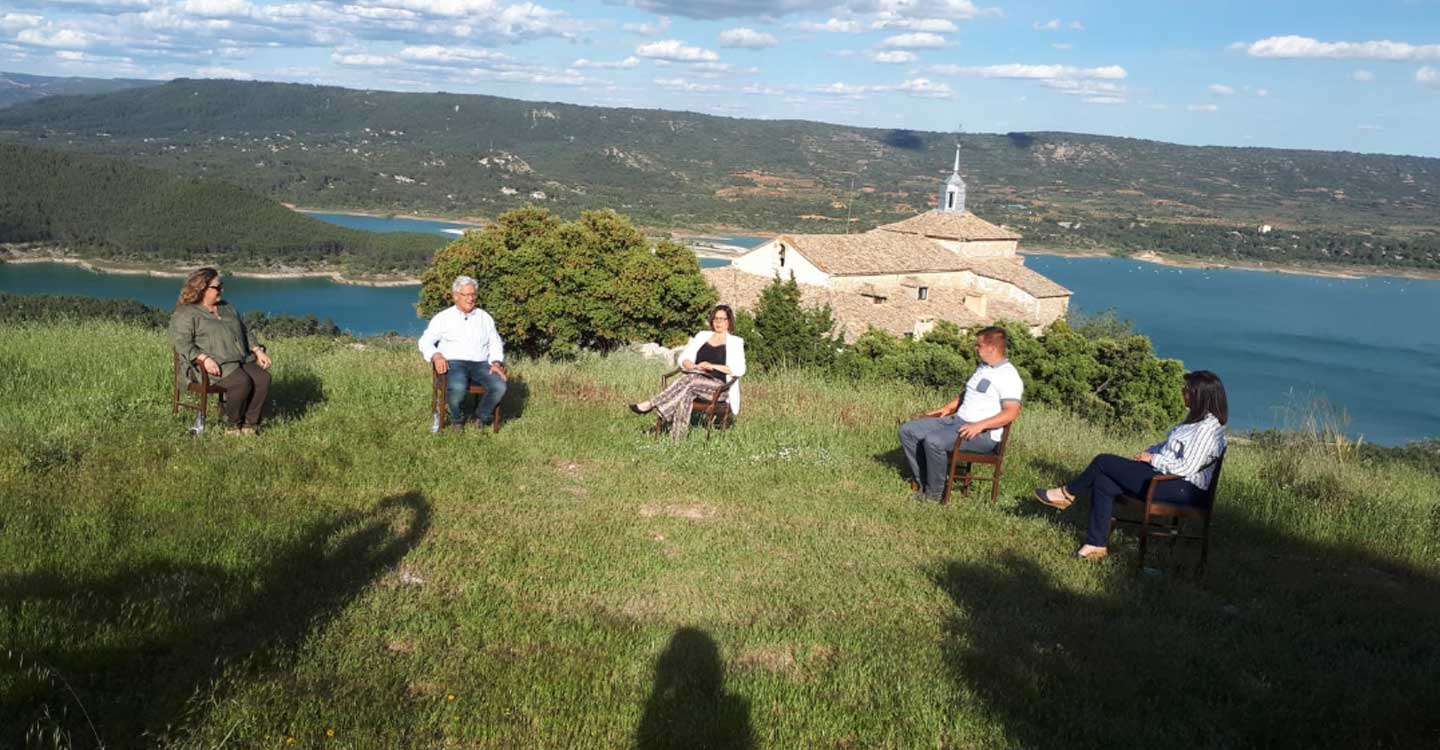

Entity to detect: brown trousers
[652,372,726,440]
[216,362,271,426]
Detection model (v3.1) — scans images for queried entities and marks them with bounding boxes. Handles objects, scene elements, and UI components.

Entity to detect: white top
[1147,414,1226,490]
[676,331,747,414]
[955,359,1024,442]
[417,305,505,364]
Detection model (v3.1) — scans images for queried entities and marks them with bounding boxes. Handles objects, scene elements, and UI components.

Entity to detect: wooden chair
[172,350,226,434]
[1107,453,1226,576]
[653,368,736,440]
[941,420,1014,505]
[430,362,505,433]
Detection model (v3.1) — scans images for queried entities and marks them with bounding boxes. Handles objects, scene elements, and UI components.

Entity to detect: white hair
[452,275,478,293]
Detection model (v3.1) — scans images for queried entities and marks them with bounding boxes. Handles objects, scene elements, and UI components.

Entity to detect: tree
[742,274,838,370]
[416,206,714,357]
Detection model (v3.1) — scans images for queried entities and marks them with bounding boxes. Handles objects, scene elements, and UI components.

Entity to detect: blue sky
[3,0,1438,156]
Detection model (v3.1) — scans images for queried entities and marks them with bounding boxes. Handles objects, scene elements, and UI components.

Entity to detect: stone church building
[703,148,1072,341]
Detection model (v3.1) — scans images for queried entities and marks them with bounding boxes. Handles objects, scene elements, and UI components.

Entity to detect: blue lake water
[3,212,1437,444]
[300,211,478,236]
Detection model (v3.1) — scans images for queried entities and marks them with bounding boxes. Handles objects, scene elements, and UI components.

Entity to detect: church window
[946,191,955,210]
[918,286,929,300]
[778,244,786,267]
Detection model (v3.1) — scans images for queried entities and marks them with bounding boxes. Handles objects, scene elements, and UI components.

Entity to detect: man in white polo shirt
[898,326,1023,501]
[419,275,508,431]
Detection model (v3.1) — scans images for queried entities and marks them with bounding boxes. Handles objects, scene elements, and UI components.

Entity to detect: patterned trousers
[652,372,727,440]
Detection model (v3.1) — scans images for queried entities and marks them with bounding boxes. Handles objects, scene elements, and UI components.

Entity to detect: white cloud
[932,63,1126,80]
[1353,69,1375,82]
[1419,66,1440,88]
[623,15,669,35]
[1,13,43,34]
[1208,83,1235,96]
[1084,96,1124,104]
[879,31,947,48]
[872,17,955,31]
[617,0,996,22]
[719,27,777,48]
[1032,19,1059,31]
[195,65,253,79]
[398,44,510,66]
[870,49,915,63]
[1357,124,1383,130]
[572,55,640,69]
[1254,87,1268,97]
[635,38,720,62]
[1187,103,1219,112]
[1051,42,1071,50]
[897,77,950,97]
[1237,35,1440,61]
[740,81,782,95]
[178,0,251,18]
[654,76,721,92]
[16,27,102,49]
[786,17,862,33]
[1069,20,1084,31]
[332,51,389,66]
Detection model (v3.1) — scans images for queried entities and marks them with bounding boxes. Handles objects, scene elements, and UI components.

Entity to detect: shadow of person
[266,366,326,422]
[1,492,430,748]
[934,548,1440,750]
[499,374,530,423]
[871,447,911,480]
[634,627,754,750]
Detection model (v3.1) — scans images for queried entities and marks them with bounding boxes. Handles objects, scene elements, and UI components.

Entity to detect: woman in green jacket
[169,268,273,434]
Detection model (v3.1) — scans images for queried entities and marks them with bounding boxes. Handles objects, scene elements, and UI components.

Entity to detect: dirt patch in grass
[639,502,719,521]
[736,646,800,678]
[548,372,624,406]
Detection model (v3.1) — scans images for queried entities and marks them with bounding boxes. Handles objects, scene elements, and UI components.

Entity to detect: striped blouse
[1147,414,1226,490]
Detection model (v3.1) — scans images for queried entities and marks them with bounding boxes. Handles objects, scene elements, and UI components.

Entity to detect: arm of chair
[1143,474,1184,503]
[706,376,738,403]
[659,367,682,388]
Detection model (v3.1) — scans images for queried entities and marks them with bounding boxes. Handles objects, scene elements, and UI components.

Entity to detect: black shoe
[629,403,652,415]
[910,490,941,504]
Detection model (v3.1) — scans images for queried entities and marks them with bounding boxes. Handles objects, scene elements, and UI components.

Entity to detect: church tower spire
[939,142,967,213]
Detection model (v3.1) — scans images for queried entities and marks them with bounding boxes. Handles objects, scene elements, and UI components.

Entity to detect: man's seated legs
[445,360,508,427]
[899,415,997,499]
[471,366,507,425]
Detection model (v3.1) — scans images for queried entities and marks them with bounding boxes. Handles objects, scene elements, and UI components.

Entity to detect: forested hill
[0,144,443,275]
[0,71,159,109]
[1,78,1438,271]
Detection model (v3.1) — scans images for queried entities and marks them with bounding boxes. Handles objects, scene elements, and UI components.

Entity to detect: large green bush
[733,274,839,371]
[417,207,715,357]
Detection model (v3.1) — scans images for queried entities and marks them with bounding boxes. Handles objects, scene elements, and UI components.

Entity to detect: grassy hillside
[0,143,444,275]
[1,79,1437,271]
[0,71,158,109]
[2,321,1438,748]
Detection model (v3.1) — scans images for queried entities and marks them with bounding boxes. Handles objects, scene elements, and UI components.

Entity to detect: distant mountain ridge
[0,71,159,109]
[0,78,1436,271]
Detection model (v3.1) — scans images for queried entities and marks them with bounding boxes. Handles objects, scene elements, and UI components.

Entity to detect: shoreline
[1,250,420,287]
[286,204,487,228]
[1021,246,1440,282]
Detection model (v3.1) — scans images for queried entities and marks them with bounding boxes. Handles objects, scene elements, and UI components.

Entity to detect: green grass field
[3,322,1438,749]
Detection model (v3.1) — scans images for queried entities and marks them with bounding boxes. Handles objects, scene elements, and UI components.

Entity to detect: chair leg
[1137,508,1152,571]
[989,467,1001,504]
[1198,515,1212,577]
[492,405,502,433]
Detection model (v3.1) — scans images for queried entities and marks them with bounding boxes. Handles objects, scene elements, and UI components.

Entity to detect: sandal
[1032,487,1074,510]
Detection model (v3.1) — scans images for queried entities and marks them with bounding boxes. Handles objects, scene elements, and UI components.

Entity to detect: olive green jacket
[169,302,259,380]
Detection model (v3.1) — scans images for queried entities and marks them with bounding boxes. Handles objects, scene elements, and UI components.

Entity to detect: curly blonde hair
[177,267,219,306]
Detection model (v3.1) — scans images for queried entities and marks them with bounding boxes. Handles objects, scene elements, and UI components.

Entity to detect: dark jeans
[898,415,999,497]
[445,360,508,425]
[1065,454,1204,546]
[216,362,271,427]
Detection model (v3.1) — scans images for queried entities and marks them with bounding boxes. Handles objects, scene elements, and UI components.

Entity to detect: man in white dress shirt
[898,326,1023,501]
[418,276,508,431]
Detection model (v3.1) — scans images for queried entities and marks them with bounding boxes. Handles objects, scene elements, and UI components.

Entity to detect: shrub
[738,274,838,371]
[417,207,714,357]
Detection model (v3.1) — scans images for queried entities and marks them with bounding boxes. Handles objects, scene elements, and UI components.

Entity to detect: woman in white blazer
[630,304,747,439]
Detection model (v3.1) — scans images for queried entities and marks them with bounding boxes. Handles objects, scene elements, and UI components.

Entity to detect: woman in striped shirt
[1034,371,1228,560]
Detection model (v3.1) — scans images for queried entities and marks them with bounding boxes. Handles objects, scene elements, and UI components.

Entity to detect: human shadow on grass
[0,491,430,748]
[267,366,326,422]
[935,528,1440,750]
[871,447,911,481]
[634,627,754,750]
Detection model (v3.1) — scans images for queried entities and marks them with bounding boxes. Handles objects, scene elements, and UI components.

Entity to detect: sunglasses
[207,283,224,291]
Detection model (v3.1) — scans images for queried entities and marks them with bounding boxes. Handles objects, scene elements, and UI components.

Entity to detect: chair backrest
[1200,451,1226,507]
[994,417,1014,459]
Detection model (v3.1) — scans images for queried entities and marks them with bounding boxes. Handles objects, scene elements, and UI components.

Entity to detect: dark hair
[975,326,1008,352]
[709,304,735,330]
[1182,370,1228,425]
[178,267,219,305]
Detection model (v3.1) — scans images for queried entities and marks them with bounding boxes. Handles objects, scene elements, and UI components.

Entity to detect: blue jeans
[445,360,507,425]
[898,415,999,498]
[1065,454,1204,546]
